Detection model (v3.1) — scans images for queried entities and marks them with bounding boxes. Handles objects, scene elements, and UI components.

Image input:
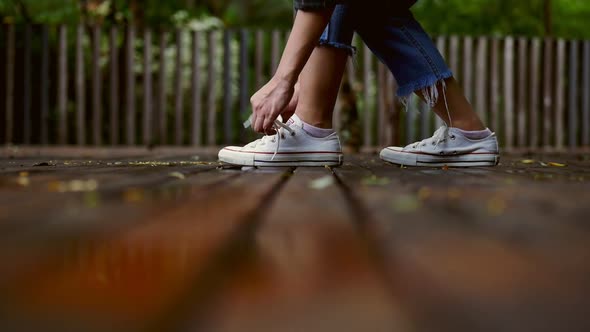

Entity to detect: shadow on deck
[1,147,589,332]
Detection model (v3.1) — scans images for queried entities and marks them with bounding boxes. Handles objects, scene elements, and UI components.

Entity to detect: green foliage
[0,0,589,37]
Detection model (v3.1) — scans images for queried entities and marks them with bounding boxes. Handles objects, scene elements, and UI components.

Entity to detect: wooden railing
[1,24,589,151]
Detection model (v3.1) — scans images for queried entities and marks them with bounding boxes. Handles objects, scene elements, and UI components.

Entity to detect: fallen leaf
[520,159,536,164]
[539,162,548,167]
[361,175,390,186]
[309,176,335,190]
[442,165,450,171]
[392,194,421,213]
[548,162,567,167]
[169,172,186,180]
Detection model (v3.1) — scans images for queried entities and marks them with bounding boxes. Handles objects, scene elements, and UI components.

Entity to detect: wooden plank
[517,37,528,148]
[583,41,590,146]
[435,36,446,128]
[125,25,136,145]
[255,29,264,89]
[191,31,202,146]
[406,96,417,144]
[387,72,397,146]
[555,39,566,150]
[377,62,386,146]
[239,29,250,138]
[40,25,50,145]
[158,31,168,145]
[109,26,119,145]
[490,37,500,132]
[23,25,32,144]
[174,29,185,146]
[475,36,488,125]
[542,38,554,148]
[504,37,515,150]
[363,45,373,148]
[271,29,281,75]
[4,24,15,144]
[143,29,153,146]
[223,30,233,144]
[92,26,103,146]
[75,24,86,146]
[57,25,68,145]
[207,31,218,146]
[462,36,473,102]
[420,99,431,139]
[530,38,541,149]
[568,40,579,148]
[449,35,460,79]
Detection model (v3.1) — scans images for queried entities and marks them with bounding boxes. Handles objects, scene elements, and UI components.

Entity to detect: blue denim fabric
[319,2,452,97]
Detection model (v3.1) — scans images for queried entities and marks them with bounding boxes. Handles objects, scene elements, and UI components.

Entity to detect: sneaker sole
[219,150,344,167]
[380,148,499,167]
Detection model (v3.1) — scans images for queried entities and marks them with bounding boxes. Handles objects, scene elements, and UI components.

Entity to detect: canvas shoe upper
[218,115,343,167]
[380,126,500,167]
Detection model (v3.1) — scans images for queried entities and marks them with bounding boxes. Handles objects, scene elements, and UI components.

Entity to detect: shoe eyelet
[439,151,445,155]
[450,135,456,140]
[281,134,285,139]
[432,142,436,145]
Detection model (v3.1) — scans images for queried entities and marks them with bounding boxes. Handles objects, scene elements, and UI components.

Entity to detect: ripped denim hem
[396,70,453,99]
[318,39,357,56]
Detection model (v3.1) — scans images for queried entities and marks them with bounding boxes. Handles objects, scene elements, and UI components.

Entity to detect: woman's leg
[294,4,355,129]
[353,5,486,131]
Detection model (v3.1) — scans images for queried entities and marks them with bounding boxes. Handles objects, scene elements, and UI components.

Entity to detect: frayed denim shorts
[318,2,453,98]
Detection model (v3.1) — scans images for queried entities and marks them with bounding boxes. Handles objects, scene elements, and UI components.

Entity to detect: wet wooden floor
[1,147,589,332]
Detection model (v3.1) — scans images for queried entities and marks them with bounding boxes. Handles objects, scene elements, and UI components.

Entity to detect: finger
[263,116,275,133]
[254,115,265,133]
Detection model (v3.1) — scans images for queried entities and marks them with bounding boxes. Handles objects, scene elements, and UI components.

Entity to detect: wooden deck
[1,147,589,332]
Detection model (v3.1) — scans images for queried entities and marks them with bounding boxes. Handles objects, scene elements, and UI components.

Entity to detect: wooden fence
[1,24,589,151]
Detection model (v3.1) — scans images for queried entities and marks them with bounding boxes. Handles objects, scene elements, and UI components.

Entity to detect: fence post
[504,37,515,151]
[463,36,473,102]
[530,38,541,149]
[542,38,554,148]
[23,25,32,144]
[41,25,50,145]
[490,37,500,133]
[125,25,136,145]
[239,29,250,140]
[5,24,15,144]
[76,24,86,146]
[555,39,566,150]
[174,28,185,145]
[475,36,488,125]
[109,26,119,145]
[568,41,579,148]
[143,29,153,146]
[92,25,103,146]
[517,37,528,148]
[158,31,168,145]
[363,45,373,149]
[191,31,202,146]
[207,30,218,146]
[223,29,233,144]
[57,25,68,145]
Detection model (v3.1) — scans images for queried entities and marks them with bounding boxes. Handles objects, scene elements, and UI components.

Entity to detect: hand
[251,77,295,134]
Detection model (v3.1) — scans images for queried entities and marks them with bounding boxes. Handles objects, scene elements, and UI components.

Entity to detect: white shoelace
[243,115,295,160]
[409,126,455,150]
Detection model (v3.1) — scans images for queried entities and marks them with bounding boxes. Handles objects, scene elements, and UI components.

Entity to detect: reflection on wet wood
[0,149,589,332]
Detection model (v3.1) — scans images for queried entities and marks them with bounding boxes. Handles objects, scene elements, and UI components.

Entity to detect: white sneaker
[380,126,500,167]
[218,115,343,167]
